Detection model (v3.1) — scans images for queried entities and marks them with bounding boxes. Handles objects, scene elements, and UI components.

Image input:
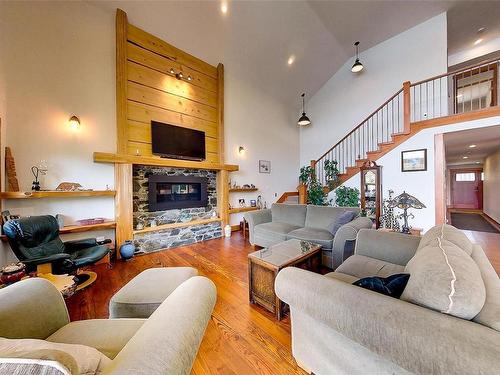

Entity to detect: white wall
[0,1,300,264]
[448,36,500,67]
[300,13,448,166]
[335,116,500,232]
[484,148,500,222]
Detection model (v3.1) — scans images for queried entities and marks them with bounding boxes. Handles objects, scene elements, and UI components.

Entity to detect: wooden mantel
[93,152,238,171]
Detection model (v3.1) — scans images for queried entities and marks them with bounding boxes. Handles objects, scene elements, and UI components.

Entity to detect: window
[455,173,475,182]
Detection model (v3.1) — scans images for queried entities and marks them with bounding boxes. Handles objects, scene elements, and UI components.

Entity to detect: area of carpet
[450,213,500,233]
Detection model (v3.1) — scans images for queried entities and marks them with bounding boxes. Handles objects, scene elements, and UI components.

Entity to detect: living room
[0,1,499,374]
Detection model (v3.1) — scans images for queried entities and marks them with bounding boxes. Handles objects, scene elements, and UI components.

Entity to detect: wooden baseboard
[482,212,500,231]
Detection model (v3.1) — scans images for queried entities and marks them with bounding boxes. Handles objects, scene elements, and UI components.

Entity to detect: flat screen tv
[151,121,206,161]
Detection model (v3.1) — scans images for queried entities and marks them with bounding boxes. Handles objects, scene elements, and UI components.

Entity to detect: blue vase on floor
[119,240,135,260]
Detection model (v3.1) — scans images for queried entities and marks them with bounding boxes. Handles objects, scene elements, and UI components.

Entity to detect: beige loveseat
[276,225,500,374]
[0,274,216,375]
[245,204,372,268]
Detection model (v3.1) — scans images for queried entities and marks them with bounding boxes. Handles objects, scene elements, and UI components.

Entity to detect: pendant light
[297,93,311,126]
[351,41,364,73]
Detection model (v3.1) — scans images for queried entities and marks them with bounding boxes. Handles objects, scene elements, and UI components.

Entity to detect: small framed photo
[238,198,246,207]
[401,149,427,172]
[250,199,257,207]
[259,160,271,174]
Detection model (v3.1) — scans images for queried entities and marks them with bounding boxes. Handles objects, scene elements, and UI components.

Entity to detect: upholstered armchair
[3,215,110,287]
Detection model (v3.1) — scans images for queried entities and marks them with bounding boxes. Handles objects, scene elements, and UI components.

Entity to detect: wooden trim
[93,152,239,171]
[412,105,500,131]
[482,212,500,231]
[134,217,221,235]
[434,133,446,225]
[229,188,258,193]
[276,191,298,203]
[403,81,411,134]
[229,206,259,214]
[114,163,133,257]
[219,170,229,226]
[298,184,307,205]
[217,63,225,163]
[0,191,115,199]
[116,9,128,154]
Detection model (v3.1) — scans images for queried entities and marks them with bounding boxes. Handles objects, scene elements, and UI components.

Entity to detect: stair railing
[313,56,500,187]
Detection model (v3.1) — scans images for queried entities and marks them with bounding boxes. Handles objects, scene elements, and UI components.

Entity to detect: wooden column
[217,63,225,163]
[115,163,133,255]
[403,81,411,134]
[218,170,229,227]
[116,9,128,154]
[434,133,446,225]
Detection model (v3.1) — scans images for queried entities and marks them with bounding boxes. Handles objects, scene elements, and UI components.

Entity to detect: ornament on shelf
[56,182,83,191]
[5,147,20,192]
[380,189,400,231]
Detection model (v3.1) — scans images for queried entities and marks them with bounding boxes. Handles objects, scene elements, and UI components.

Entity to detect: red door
[451,169,483,209]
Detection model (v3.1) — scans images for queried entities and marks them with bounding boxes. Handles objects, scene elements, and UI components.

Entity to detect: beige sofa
[276,225,500,375]
[0,275,216,375]
[245,204,372,268]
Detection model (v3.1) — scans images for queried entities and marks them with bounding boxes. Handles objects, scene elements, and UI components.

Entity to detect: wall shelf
[229,188,258,192]
[228,207,259,214]
[134,217,222,235]
[0,191,116,199]
[93,152,239,171]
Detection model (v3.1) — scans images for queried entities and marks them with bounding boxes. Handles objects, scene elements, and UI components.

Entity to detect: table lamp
[388,191,426,234]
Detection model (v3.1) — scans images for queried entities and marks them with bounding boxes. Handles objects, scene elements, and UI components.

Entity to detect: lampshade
[388,191,426,210]
[297,93,311,126]
[351,59,364,73]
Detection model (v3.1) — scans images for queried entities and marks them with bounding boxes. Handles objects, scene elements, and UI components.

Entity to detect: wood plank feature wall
[114,9,230,247]
[117,13,224,164]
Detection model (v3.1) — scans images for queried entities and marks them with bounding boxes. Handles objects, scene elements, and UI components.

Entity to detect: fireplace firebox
[148,175,208,211]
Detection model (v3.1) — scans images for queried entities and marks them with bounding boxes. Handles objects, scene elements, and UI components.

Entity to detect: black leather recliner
[3,215,110,276]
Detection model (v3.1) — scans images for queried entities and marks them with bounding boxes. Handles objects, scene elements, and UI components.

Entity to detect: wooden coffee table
[248,239,322,320]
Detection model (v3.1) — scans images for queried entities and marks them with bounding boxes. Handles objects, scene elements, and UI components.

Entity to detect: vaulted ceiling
[90,1,500,109]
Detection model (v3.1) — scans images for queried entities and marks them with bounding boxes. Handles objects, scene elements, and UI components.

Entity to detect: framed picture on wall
[401,149,427,172]
[259,160,271,174]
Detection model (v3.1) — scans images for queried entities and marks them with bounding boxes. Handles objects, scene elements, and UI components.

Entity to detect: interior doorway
[450,168,483,209]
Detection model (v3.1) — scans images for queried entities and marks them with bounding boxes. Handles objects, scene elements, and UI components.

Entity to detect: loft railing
[313,56,500,187]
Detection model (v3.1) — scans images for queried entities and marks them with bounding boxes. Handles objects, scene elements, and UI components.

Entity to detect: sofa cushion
[418,224,473,255]
[336,254,405,279]
[329,210,357,235]
[271,203,307,227]
[325,272,359,284]
[401,239,486,320]
[47,319,145,359]
[353,274,410,298]
[0,337,111,375]
[305,205,359,231]
[470,244,500,331]
[286,227,334,249]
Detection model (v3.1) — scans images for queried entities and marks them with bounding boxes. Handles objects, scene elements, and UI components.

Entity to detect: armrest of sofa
[331,217,372,269]
[244,209,271,245]
[355,228,420,266]
[0,278,69,339]
[103,276,216,375]
[276,267,500,375]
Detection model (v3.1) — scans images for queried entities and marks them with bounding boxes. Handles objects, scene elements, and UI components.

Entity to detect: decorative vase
[119,240,135,260]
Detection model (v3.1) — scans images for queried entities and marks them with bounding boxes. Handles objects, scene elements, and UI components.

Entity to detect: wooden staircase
[312,56,500,191]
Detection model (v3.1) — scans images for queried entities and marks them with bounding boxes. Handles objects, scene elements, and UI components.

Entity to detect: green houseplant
[299,165,327,205]
[324,160,340,190]
[335,186,360,207]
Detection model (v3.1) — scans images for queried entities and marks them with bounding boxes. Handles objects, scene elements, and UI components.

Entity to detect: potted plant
[298,165,315,204]
[307,181,327,206]
[324,160,340,191]
[335,186,360,207]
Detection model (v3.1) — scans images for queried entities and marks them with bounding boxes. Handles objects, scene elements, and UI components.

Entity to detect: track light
[169,68,192,82]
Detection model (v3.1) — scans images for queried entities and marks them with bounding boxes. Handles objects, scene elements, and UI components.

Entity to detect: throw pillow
[353,273,410,298]
[329,210,357,236]
[0,338,111,375]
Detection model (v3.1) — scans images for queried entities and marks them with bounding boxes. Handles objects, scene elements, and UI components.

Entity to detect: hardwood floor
[66,232,307,375]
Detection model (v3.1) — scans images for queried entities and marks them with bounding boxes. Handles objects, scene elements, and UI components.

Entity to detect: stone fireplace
[133,165,222,253]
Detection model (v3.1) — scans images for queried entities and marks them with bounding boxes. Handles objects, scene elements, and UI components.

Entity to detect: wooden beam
[217,63,225,163]
[412,105,500,131]
[116,9,128,154]
[403,81,411,134]
[94,152,239,171]
[114,163,133,256]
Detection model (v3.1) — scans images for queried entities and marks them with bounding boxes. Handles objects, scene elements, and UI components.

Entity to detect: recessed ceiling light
[469,144,477,148]
[287,55,295,66]
[474,38,483,46]
[463,156,469,159]
[476,161,481,164]
[220,2,228,14]
[478,27,486,33]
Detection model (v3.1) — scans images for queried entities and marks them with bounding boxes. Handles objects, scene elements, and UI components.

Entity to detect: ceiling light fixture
[221,2,228,14]
[463,156,469,159]
[469,144,477,148]
[474,38,483,46]
[478,27,486,33]
[297,93,311,126]
[351,41,364,73]
[287,55,295,66]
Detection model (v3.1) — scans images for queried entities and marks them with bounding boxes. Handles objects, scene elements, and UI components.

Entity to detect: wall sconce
[169,68,192,81]
[68,115,81,130]
[238,146,245,155]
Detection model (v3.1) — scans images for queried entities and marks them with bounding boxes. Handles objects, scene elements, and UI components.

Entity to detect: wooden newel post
[403,81,411,134]
[298,184,307,204]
